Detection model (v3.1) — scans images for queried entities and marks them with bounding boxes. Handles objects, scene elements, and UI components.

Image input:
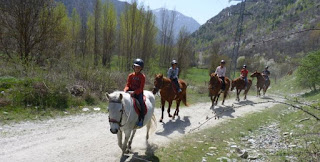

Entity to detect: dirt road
[0,95,279,162]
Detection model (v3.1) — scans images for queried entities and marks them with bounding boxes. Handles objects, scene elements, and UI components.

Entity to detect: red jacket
[124,72,145,95]
[241,69,248,77]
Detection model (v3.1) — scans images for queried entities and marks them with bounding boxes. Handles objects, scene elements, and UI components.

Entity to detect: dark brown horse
[250,71,270,96]
[231,77,252,101]
[152,74,188,122]
[208,73,230,108]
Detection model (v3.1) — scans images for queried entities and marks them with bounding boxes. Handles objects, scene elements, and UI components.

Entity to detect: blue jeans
[243,76,247,87]
[133,93,145,121]
[171,78,181,92]
[219,77,225,90]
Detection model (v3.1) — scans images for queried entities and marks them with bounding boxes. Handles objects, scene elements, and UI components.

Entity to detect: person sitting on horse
[167,59,182,93]
[241,64,249,90]
[215,60,227,91]
[124,58,146,127]
[262,66,270,82]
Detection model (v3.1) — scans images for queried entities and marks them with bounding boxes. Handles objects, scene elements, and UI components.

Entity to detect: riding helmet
[265,66,269,69]
[171,60,178,65]
[243,65,247,68]
[221,60,226,64]
[133,58,144,68]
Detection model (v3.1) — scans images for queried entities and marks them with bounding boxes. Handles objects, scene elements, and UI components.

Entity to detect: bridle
[108,99,131,127]
[153,77,163,93]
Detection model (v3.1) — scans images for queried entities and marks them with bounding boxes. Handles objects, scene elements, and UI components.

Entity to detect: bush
[297,50,320,91]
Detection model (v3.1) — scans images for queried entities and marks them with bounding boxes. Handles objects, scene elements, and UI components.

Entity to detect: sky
[119,0,241,25]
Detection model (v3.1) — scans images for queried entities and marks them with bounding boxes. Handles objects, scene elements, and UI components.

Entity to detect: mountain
[191,0,320,60]
[152,8,201,39]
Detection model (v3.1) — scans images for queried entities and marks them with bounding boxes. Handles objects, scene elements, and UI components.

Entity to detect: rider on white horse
[124,58,145,127]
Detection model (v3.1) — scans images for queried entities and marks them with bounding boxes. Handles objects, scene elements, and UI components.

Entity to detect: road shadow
[234,99,255,107]
[155,116,191,136]
[120,141,160,162]
[212,105,235,119]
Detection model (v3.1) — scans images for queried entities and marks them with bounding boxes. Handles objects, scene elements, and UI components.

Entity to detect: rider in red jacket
[124,58,145,127]
[241,65,248,89]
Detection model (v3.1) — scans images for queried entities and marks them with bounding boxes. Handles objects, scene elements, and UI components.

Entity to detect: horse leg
[167,101,173,118]
[117,130,122,149]
[128,129,137,151]
[210,95,214,108]
[173,100,181,119]
[160,99,165,122]
[122,130,132,154]
[222,92,227,105]
[216,93,221,105]
[237,89,241,101]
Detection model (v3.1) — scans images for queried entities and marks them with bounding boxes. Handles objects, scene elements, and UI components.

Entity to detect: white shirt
[215,66,226,77]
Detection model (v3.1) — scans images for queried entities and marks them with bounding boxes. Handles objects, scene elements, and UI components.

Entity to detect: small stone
[239,150,248,159]
[93,107,100,111]
[197,141,204,143]
[283,132,289,135]
[3,112,8,115]
[193,147,197,149]
[248,139,255,143]
[82,108,90,112]
[202,157,207,162]
[248,156,258,160]
[289,145,297,148]
[206,153,214,156]
[208,147,217,150]
[230,145,238,148]
[64,111,68,114]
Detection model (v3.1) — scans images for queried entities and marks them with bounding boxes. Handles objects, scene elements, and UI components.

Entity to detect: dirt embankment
[0,96,280,162]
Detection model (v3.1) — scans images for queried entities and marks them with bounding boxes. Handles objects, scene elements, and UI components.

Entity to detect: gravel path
[0,95,280,162]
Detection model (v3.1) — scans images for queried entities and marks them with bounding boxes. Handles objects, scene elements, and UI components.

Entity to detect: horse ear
[119,94,123,101]
[160,74,163,77]
[105,92,110,101]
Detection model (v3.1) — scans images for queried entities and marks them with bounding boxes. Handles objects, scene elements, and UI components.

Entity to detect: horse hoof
[168,114,172,117]
[159,119,163,122]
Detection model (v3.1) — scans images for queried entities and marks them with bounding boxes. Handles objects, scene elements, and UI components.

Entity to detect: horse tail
[182,92,189,106]
[147,114,157,135]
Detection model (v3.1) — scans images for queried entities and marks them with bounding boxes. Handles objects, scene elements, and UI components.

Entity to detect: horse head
[209,73,219,89]
[152,74,163,94]
[106,92,123,134]
[250,71,261,78]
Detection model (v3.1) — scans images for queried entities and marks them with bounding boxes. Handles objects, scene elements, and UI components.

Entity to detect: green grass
[148,103,319,161]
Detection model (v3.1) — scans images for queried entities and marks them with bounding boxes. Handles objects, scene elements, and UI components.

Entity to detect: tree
[159,8,176,67]
[297,50,320,91]
[94,0,103,66]
[176,27,193,75]
[71,8,81,57]
[0,0,69,63]
[101,2,117,68]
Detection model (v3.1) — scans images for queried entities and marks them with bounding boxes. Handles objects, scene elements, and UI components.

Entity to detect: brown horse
[152,74,188,122]
[250,71,270,96]
[208,73,230,108]
[231,77,252,101]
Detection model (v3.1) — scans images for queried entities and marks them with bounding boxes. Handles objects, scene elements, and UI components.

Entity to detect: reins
[108,99,132,128]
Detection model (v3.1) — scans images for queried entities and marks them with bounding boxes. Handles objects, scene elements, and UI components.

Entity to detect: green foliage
[296,50,320,90]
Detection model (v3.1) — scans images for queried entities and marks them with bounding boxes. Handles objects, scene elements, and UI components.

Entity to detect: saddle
[171,81,181,94]
[132,96,148,116]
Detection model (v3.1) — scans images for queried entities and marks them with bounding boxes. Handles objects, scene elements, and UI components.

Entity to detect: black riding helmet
[171,59,178,65]
[265,66,269,69]
[133,58,144,69]
[243,64,247,68]
[220,60,226,64]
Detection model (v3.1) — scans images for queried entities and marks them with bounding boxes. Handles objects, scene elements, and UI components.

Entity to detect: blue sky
[119,0,241,25]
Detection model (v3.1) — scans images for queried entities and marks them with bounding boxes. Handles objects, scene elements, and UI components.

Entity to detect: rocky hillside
[192,0,320,61]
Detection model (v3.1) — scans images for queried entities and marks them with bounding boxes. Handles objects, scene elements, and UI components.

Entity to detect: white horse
[106,90,157,154]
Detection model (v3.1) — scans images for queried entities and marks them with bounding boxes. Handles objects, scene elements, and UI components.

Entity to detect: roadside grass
[149,103,319,161]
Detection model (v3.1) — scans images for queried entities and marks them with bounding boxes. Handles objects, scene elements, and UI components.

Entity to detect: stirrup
[136,120,143,127]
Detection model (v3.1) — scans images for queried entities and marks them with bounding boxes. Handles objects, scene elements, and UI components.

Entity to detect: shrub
[296,50,320,91]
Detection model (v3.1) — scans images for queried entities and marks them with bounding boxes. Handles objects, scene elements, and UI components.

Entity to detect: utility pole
[229,0,246,79]
[229,0,254,78]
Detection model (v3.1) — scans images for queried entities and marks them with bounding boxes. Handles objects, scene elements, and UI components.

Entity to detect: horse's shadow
[234,100,255,107]
[211,105,235,119]
[155,116,191,136]
[120,141,160,162]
